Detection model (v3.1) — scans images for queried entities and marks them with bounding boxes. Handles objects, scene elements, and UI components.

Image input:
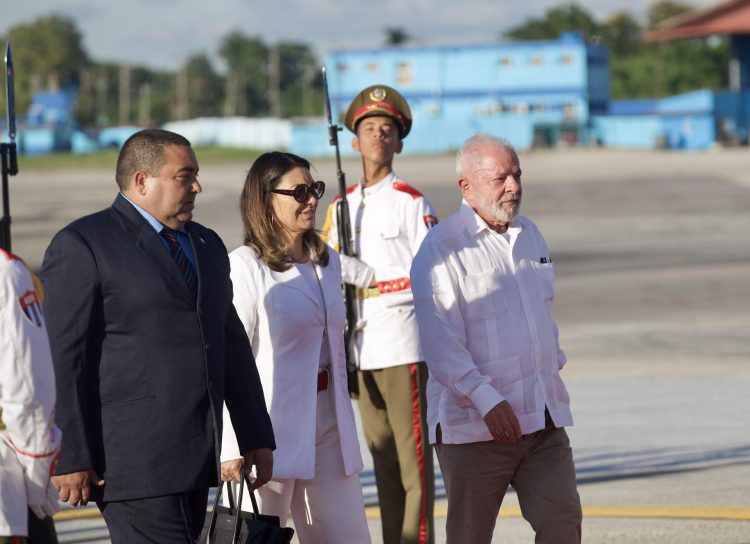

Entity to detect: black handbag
[200,475,294,544]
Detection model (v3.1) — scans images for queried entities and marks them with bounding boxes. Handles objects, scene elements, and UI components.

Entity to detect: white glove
[339,254,375,288]
[23,426,62,518]
[29,479,60,519]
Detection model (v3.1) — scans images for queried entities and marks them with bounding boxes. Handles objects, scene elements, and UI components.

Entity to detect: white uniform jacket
[324,172,438,370]
[221,245,363,480]
[410,202,573,445]
[0,250,61,536]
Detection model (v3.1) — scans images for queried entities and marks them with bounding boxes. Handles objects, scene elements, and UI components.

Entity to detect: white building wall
[162,117,292,149]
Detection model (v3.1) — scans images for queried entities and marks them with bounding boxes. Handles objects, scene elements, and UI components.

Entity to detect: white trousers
[0,440,28,537]
[231,388,371,544]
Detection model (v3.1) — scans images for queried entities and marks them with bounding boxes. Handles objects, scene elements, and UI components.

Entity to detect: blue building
[19,89,77,155]
[591,88,750,150]
[292,33,610,156]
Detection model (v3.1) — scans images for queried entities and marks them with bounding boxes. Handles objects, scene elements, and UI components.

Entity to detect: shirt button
[205,343,211,351]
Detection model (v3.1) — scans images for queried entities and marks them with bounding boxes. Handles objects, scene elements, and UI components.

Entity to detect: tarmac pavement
[10,148,748,542]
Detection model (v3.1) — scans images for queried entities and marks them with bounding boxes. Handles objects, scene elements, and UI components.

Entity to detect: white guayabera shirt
[410,202,574,445]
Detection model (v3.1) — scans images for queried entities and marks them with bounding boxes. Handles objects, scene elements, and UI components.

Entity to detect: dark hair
[115,129,191,190]
[240,151,329,272]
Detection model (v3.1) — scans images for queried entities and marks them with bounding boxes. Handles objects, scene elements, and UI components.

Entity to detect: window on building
[396,62,413,86]
[366,62,381,72]
[563,103,577,120]
[499,56,514,67]
[426,102,440,117]
[560,54,575,65]
[529,55,545,66]
[337,63,350,73]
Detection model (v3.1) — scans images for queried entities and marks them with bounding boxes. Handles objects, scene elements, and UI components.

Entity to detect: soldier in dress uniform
[323,85,436,544]
[0,249,61,543]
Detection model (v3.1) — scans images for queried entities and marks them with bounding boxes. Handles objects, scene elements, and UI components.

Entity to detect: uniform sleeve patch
[19,290,44,327]
[392,180,423,200]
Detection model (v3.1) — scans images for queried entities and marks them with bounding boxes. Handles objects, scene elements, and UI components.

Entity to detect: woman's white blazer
[221,245,363,480]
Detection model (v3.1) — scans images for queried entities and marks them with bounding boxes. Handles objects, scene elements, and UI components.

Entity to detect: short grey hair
[456,134,516,178]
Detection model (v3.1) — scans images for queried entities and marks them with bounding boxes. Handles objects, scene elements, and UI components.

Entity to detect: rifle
[322,66,359,398]
[1,42,17,252]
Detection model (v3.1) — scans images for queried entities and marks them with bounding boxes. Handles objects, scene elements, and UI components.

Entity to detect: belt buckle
[317,366,330,392]
[356,286,379,300]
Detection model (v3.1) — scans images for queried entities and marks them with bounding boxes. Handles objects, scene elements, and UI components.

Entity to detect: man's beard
[479,194,521,224]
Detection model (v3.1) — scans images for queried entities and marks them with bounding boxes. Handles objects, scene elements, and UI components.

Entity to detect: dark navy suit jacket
[41,194,275,502]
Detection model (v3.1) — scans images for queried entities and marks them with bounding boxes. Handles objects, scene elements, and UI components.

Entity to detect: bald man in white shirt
[410,134,581,544]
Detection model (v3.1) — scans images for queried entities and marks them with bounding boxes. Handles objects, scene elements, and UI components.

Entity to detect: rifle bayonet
[1,41,18,251]
[5,43,15,145]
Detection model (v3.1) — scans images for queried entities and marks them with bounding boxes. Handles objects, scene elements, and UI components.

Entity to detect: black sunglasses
[270,180,325,203]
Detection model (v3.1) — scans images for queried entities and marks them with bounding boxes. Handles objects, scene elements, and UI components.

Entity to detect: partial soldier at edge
[0,249,61,544]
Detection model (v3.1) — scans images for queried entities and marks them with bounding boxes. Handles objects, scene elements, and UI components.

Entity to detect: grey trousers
[435,421,581,544]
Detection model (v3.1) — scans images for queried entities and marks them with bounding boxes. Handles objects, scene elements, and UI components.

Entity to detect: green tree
[503,0,730,100]
[2,15,90,118]
[647,0,693,29]
[219,32,268,115]
[75,62,117,127]
[504,3,599,40]
[130,65,174,126]
[600,12,643,56]
[384,27,411,45]
[644,0,728,98]
[73,62,176,128]
[184,54,224,118]
[278,42,320,117]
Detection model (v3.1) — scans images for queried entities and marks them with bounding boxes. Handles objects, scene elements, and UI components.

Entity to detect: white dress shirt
[410,202,573,445]
[325,172,438,369]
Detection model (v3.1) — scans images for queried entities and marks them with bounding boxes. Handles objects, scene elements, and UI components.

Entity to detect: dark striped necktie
[160,228,198,297]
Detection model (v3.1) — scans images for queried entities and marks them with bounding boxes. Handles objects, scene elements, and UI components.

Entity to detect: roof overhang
[645,0,750,41]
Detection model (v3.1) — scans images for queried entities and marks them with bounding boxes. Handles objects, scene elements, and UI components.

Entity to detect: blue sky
[1,0,717,70]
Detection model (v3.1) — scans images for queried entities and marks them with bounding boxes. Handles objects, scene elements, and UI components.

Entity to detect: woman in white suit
[220,152,371,543]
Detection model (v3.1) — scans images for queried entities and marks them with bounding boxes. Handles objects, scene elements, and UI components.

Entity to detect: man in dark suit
[41,129,275,543]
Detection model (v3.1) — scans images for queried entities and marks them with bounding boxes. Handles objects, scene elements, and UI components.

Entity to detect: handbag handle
[205,478,225,539]
[244,474,262,516]
[233,478,244,544]
[231,474,263,544]
[205,475,263,544]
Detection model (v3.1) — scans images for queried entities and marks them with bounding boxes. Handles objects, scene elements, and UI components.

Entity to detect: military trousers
[358,362,434,544]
